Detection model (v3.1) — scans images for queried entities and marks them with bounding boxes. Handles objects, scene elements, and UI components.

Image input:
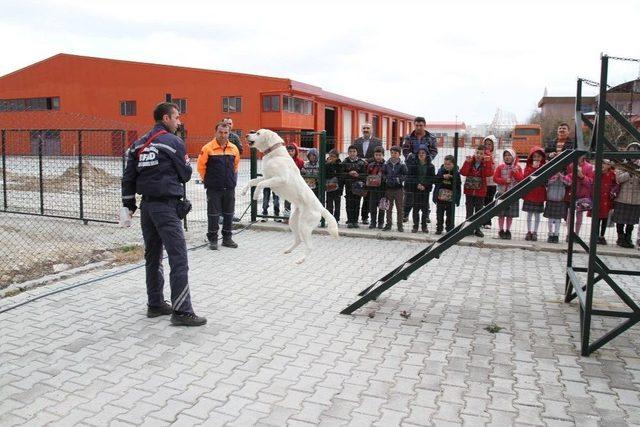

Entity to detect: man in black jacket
[353,123,383,224]
[545,123,575,158]
[122,102,206,327]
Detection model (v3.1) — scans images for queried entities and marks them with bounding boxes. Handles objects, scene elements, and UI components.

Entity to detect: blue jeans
[262,187,280,215]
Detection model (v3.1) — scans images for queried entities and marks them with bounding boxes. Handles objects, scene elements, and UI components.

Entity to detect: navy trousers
[140,199,193,314]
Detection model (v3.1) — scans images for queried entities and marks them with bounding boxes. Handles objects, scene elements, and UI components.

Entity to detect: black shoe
[222,238,238,248]
[525,232,532,241]
[412,226,419,233]
[147,301,172,318]
[232,216,240,222]
[347,223,355,229]
[435,229,443,235]
[260,218,267,222]
[361,219,369,225]
[422,226,428,234]
[498,230,505,239]
[368,224,376,229]
[552,235,559,243]
[354,223,360,229]
[617,237,634,248]
[474,229,484,238]
[505,230,512,240]
[377,223,384,229]
[383,224,391,231]
[531,232,538,242]
[547,235,553,243]
[426,218,431,223]
[209,240,218,250]
[275,219,283,223]
[171,312,207,327]
[403,216,409,223]
[597,236,607,245]
[397,226,404,232]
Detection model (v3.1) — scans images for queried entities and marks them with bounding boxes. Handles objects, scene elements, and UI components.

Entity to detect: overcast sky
[2,0,639,125]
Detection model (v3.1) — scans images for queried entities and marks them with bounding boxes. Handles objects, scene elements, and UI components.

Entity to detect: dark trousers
[262,187,280,216]
[465,195,485,220]
[345,191,361,224]
[386,188,404,227]
[599,218,608,237]
[412,190,430,228]
[617,223,634,236]
[140,199,193,314]
[368,188,385,226]
[361,191,370,221]
[483,185,497,225]
[404,184,415,218]
[207,188,235,240]
[436,202,454,232]
[326,190,342,221]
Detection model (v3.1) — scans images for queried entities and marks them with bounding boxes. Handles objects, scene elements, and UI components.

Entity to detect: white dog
[243,129,339,263]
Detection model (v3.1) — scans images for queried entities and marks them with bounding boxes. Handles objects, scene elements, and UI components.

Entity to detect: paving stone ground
[1,229,640,426]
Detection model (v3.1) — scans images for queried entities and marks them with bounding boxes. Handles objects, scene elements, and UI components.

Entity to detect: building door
[391,120,398,146]
[30,130,61,156]
[324,107,336,151]
[371,115,379,138]
[382,118,388,147]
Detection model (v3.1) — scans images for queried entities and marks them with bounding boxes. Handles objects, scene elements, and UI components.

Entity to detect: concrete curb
[249,222,640,259]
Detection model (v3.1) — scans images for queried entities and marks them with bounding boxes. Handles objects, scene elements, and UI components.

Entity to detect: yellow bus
[511,124,542,159]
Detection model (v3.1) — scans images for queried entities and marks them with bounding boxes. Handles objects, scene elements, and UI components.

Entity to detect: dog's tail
[320,207,339,238]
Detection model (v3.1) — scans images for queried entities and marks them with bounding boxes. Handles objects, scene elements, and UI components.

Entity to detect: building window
[262,95,280,112]
[283,96,313,115]
[173,98,187,114]
[0,96,60,112]
[223,96,242,113]
[120,100,137,116]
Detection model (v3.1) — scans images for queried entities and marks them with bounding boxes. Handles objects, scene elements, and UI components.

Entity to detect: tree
[526,109,571,143]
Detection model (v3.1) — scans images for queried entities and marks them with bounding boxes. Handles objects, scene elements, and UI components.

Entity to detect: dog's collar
[263,142,284,155]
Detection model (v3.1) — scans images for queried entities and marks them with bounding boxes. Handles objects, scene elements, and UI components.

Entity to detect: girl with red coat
[522,147,547,241]
[587,160,616,244]
[563,155,594,236]
[460,144,494,237]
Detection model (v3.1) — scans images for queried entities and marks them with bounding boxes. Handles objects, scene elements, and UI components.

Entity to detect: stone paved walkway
[1,230,639,426]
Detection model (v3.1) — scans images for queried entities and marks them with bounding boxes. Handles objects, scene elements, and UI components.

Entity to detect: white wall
[342,109,352,152]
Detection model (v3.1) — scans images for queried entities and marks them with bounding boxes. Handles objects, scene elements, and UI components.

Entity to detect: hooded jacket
[563,159,594,200]
[522,146,547,203]
[493,148,524,194]
[588,167,616,219]
[301,148,320,177]
[460,153,494,197]
[287,143,305,170]
[383,157,408,189]
[614,142,640,205]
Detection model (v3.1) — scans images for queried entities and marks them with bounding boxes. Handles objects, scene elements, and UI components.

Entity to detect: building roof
[537,96,596,108]
[289,81,414,119]
[423,121,467,129]
[1,53,414,119]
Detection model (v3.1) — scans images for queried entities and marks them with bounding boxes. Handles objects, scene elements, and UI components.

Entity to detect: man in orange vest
[197,122,240,250]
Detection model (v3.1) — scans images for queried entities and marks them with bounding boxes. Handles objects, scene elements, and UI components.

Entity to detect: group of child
[460,138,640,247]
[261,139,640,248]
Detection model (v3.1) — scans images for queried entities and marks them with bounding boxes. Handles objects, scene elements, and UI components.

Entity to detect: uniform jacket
[433,164,461,205]
[197,138,240,190]
[342,156,366,187]
[382,158,408,189]
[122,123,192,210]
[522,146,547,203]
[460,156,494,197]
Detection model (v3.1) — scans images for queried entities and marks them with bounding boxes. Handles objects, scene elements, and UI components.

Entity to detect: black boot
[617,233,634,248]
[209,238,218,250]
[222,237,238,248]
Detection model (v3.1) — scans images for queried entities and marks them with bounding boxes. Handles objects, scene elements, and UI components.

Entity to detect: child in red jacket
[460,144,494,237]
[522,147,546,241]
[587,159,615,244]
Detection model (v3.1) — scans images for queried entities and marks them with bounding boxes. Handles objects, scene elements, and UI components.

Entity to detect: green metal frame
[565,55,640,356]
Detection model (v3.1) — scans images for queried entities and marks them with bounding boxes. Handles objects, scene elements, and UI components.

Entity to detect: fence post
[2,130,6,211]
[452,132,459,222]
[121,130,126,176]
[38,132,44,215]
[319,131,327,227]
[250,146,257,222]
[78,130,86,223]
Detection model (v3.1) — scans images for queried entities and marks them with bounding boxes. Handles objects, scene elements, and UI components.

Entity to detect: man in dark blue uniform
[122,102,206,327]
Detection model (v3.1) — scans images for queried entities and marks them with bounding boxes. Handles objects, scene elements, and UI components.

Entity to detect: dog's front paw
[252,190,262,201]
[241,186,249,196]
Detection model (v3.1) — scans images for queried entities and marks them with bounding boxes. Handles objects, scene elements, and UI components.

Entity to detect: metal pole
[582,54,609,356]
[250,146,257,222]
[319,131,327,227]
[453,132,459,222]
[121,130,126,176]
[38,133,44,215]
[2,130,7,211]
[78,131,85,223]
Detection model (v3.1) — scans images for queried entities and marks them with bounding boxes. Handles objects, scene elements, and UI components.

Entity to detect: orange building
[0,53,415,156]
